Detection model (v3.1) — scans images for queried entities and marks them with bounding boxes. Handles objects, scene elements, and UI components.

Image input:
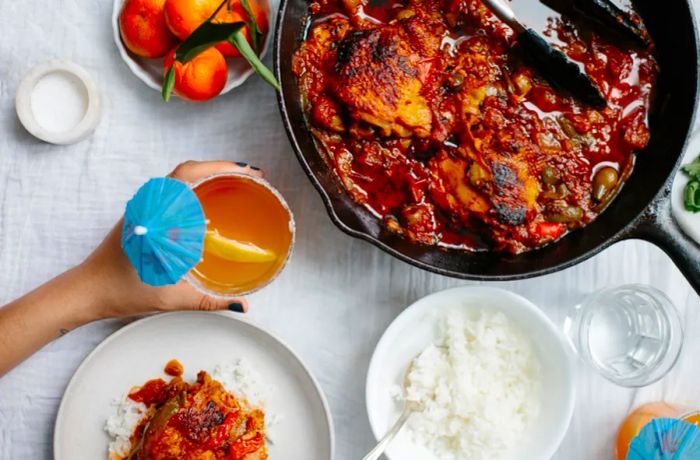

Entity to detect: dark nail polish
[235,161,248,167]
[228,302,245,313]
[250,165,261,171]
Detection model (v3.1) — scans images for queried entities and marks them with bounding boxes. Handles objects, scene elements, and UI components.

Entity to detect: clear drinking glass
[564,284,683,387]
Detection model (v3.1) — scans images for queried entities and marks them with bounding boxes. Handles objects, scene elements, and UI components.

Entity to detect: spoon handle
[480,0,524,32]
[362,406,414,460]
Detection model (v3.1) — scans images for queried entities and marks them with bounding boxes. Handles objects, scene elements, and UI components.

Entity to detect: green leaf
[209,0,230,20]
[162,66,176,103]
[162,8,278,99]
[684,180,700,212]
[175,21,246,63]
[682,156,700,179]
[240,0,263,54]
[229,29,280,90]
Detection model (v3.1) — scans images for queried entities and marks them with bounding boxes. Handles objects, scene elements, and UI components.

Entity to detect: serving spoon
[481,0,607,108]
[362,357,424,460]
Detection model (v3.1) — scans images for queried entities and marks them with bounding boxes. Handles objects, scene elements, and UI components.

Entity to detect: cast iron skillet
[274,1,700,293]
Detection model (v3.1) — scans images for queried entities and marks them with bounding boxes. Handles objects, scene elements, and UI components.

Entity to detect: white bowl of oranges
[113,0,273,101]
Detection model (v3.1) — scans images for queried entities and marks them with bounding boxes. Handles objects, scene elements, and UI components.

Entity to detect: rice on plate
[399,309,542,460]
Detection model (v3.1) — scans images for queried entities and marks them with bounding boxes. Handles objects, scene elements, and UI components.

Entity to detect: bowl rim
[365,286,577,460]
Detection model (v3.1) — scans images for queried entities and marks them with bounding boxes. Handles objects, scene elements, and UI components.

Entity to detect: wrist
[69,261,112,323]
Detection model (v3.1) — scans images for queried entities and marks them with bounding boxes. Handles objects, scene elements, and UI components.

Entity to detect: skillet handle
[623,188,700,296]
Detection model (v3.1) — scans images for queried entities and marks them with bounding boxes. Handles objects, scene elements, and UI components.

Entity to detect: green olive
[592,166,619,202]
[546,205,584,223]
[540,183,569,200]
[541,165,560,185]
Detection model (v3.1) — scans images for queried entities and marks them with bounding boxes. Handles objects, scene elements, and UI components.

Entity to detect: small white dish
[112,0,275,98]
[366,286,576,460]
[54,311,334,460]
[15,60,101,145]
[671,132,700,244]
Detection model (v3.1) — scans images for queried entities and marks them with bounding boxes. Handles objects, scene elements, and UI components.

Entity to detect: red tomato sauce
[121,362,266,460]
[293,0,657,253]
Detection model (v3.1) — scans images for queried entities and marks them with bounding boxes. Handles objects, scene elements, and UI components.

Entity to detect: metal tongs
[481,0,607,108]
[573,0,649,47]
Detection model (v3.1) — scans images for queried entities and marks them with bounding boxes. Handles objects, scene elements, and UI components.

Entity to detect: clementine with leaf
[163,0,267,57]
[163,46,228,101]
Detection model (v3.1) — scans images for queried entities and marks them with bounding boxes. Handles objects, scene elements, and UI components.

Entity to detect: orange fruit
[164,47,228,101]
[164,0,215,39]
[119,0,178,58]
[163,0,268,57]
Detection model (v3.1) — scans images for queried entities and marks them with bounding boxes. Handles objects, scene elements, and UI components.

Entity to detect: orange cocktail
[186,173,294,296]
[616,402,700,460]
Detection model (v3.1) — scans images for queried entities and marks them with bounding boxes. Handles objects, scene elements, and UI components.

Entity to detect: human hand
[81,160,263,320]
[0,160,266,376]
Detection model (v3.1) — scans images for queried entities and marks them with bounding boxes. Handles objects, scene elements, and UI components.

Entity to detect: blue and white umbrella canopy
[627,418,700,460]
[121,177,207,286]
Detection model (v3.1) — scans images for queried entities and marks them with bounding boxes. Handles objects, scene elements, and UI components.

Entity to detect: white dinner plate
[54,311,334,460]
[366,286,576,460]
[112,0,276,97]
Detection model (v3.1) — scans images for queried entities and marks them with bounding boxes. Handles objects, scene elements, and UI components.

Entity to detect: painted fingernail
[228,301,245,313]
[250,165,261,171]
[235,161,248,167]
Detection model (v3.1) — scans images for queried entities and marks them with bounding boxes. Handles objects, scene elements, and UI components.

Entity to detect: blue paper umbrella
[627,418,700,460]
[121,177,206,286]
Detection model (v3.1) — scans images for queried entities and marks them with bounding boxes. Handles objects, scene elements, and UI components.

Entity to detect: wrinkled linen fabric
[1,1,700,459]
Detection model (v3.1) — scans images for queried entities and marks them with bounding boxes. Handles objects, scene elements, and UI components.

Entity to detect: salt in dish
[15,60,101,145]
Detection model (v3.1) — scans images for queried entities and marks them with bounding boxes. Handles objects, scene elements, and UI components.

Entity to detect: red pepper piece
[228,432,264,459]
[535,222,566,240]
[205,411,239,450]
[128,379,168,405]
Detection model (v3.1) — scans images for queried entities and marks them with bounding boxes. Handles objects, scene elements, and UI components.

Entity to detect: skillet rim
[273,1,700,280]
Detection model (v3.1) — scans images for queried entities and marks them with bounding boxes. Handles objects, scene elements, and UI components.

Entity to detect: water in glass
[567,284,683,387]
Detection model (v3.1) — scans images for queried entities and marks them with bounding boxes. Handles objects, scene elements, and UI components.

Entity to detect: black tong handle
[517,28,607,108]
[573,0,649,47]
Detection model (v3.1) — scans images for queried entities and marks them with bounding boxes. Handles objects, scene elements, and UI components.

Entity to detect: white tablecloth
[1,1,699,459]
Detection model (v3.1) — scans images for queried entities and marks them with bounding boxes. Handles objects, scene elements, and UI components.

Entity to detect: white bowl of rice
[366,286,576,460]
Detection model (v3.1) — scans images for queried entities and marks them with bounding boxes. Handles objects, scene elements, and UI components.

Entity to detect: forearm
[0,265,102,376]
[0,162,255,377]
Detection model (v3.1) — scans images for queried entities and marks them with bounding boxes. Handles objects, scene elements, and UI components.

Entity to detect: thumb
[195,294,249,313]
[160,280,249,313]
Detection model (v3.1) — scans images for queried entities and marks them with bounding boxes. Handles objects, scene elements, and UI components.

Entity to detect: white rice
[213,359,281,428]
[106,396,149,459]
[401,309,542,460]
[105,359,275,459]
